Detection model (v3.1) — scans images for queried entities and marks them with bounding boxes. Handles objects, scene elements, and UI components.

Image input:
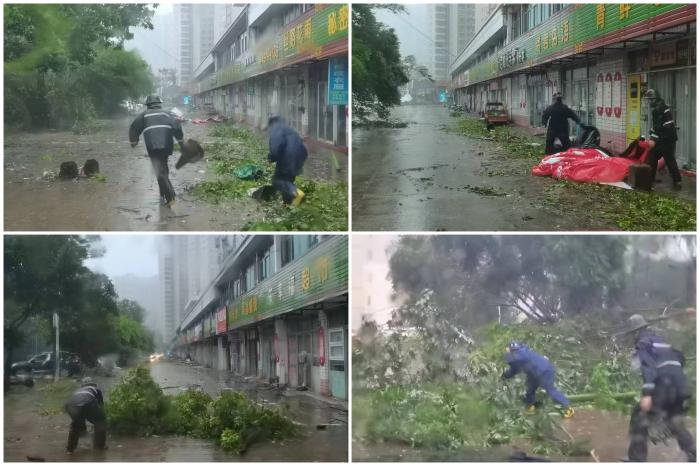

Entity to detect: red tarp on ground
[531,140,664,183]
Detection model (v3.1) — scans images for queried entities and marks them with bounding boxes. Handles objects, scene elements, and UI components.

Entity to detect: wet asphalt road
[351,104,696,231]
[4,117,346,231]
[4,360,348,462]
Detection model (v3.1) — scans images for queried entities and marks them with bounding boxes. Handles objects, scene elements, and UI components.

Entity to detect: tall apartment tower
[431,4,477,82]
[158,237,177,339]
[158,236,230,340]
[175,4,221,86]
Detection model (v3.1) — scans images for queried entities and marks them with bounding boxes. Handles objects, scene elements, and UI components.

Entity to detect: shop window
[258,247,272,282]
[245,263,256,291]
[280,235,321,267]
[281,236,294,266]
[329,329,345,361]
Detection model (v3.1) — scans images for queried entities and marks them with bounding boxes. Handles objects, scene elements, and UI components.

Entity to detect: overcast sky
[85,235,159,278]
[375,5,433,69]
[351,235,398,331]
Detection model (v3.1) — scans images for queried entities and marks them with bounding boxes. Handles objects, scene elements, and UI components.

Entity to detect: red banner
[216,307,227,334]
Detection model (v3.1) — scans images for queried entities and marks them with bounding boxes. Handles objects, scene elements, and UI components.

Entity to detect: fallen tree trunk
[567,391,638,403]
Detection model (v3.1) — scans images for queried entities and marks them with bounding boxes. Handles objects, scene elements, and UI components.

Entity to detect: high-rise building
[176,4,232,86]
[159,237,177,338]
[159,236,233,339]
[431,4,477,83]
[176,4,194,84]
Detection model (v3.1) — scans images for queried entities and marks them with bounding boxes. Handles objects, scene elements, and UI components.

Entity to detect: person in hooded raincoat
[267,115,308,206]
[502,341,574,418]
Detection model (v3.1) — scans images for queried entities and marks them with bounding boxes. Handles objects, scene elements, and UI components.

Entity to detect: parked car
[11,351,82,376]
[485,102,509,125]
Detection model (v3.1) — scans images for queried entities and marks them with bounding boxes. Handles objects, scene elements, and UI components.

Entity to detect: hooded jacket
[634,328,685,396]
[67,383,104,407]
[649,99,678,144]
[129,107,184,155]
[267,118,308,178]
[503,345,555,380]
[542,101,580,134]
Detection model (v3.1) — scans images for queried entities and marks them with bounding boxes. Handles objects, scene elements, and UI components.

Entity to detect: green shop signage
[226,237,348,331]
[468,4,689,85]
[203,4,348,92]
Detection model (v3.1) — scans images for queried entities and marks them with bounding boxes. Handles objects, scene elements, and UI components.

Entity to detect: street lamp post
[53,312,60,382]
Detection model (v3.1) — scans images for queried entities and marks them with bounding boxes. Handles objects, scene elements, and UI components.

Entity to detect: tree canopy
[4,4,156,130]
[388,236,629,332]
[4,236,154,372]
[352,4,409,121]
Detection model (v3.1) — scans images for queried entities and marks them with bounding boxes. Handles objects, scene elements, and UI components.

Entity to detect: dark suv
[11,351,82,376]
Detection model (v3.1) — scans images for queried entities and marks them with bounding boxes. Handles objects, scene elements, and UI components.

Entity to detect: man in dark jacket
[626,314,695,462]
[503,341,574,418]
[643,89,682,189]
[129,95,184,205]
[65,377,107,453]
[267,116,308,206]
[542,92,581,155]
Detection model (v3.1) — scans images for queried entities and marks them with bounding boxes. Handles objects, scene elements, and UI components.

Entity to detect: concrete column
[318,310,330,396]
[274,317,288,385]
[217,336,226,371]
[240,331,247,375]
[301,67,310,137]
[257,324,264,377]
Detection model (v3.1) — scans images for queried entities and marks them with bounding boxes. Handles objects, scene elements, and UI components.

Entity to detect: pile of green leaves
[105,367,296,454]
[451,116,696,231]
[243,179,348,231]
[360,385,488,449]
[545,180,695,231]
[191,123,348,231]
[353,319,674,454]
[452,116,545,160]
[106,366,171,436]
[206,124,269,175]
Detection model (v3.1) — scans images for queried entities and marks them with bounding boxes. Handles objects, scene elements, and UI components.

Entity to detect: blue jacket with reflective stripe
[650,100,678,143]
[67,384,104,407]
[129,107,184,155]
[635,329,684,396]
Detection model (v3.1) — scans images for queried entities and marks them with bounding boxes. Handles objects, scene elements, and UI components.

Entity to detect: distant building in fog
[430,4,477,83]
[126,12,179,78]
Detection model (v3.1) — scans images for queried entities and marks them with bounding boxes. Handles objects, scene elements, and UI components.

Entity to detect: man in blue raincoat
[267,115,308,206]
[502,341,574,418]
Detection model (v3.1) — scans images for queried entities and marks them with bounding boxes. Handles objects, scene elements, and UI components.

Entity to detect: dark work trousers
[648,141,682,183]
[545,131,572,155]
[65,401,106,451]
[149,150,176,203]
[524,370,570,407]
[271,173,297,204]
[628,373,696,462]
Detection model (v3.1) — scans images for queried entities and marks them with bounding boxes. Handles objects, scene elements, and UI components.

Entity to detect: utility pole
[53,312,60,382]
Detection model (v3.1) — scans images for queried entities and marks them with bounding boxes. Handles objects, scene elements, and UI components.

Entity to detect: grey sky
[375,5,432,68]
[351,235,398,331]
[85,235,159,278]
